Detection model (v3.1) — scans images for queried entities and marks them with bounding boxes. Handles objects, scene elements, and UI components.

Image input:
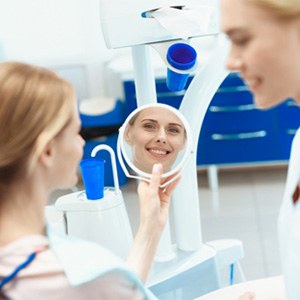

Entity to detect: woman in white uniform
[220,0,300,299]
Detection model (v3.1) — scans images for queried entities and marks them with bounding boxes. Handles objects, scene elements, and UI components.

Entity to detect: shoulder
[46,226,156,299]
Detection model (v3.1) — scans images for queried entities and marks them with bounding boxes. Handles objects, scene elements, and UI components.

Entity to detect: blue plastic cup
[80,159,105,200]
[166,43,197,92]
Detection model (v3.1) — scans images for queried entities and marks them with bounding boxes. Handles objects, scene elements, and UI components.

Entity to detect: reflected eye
[167,127,181,134]
[143,123,156,130]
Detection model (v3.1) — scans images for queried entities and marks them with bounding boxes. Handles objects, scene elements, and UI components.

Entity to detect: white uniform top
[278,128,300,300]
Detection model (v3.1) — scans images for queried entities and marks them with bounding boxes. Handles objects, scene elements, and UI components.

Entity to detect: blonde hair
[248,0,300,17]
[0,62,75,189]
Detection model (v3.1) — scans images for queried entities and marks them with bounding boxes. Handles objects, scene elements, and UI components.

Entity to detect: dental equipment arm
[126,164,181,282]
[173,34,230,251]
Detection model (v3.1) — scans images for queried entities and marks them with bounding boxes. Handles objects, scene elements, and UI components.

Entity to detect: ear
[124,125,133,145]
[38,139,56,168]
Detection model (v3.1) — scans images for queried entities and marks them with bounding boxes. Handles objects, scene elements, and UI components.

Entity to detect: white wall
[0,0,125,98]
[0,0,220,100]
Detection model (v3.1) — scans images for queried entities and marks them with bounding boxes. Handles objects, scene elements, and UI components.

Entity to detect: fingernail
[153,163,162,173]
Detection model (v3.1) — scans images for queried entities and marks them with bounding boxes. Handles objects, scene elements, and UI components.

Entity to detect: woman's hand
[137,163,180,232]
[126,163,181,282]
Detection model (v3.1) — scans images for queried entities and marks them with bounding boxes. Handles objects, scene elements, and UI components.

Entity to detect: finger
[160,170,180,185]
[149,164,163,192]
[137,179,147,195]
[163,175,181,198]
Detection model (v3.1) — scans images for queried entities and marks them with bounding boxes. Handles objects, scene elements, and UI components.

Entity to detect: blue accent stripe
[0,252,37,289]
[230,263,234,285]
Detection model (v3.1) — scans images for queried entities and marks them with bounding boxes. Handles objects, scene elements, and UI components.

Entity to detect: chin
[253,95,284,110]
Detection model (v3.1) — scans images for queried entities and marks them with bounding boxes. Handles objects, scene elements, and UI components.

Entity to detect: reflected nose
[156,138,166,144]
[155,129,167,144]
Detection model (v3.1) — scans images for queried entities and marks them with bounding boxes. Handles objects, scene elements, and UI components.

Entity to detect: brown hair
[128,111,140,126]
[0,62,75,190]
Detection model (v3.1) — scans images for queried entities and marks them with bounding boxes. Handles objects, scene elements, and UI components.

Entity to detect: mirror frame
[117,103,193,185]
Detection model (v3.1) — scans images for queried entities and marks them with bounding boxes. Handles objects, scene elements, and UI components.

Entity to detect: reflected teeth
[150,149,167,155]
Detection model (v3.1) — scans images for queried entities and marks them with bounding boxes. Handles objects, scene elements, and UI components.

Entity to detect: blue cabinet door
[276,99,300,159]
[123,73,300,166]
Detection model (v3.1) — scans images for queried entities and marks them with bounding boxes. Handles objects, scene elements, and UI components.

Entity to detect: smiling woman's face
[221,0,300,108]
[125,107,186,174]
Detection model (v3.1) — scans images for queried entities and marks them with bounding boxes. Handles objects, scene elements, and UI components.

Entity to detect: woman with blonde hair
[219,0,300,299]
[0,62,180,299]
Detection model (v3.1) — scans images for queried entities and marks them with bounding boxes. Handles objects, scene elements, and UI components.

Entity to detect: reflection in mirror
[118,103,192,181]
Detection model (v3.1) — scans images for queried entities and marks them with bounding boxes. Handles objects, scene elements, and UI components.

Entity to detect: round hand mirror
[117,103,193,186]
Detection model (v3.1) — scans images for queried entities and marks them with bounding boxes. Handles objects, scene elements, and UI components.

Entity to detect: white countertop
[195,276,286,300]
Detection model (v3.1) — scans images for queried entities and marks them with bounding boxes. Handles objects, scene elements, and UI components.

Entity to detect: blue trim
[230,263,234,285]
[0,251,37,289]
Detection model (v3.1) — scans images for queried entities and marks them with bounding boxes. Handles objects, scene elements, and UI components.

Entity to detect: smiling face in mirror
[124,106,187,174]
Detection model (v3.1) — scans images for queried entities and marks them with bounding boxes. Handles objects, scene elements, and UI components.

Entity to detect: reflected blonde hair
[248,0,300,17]
[0,62,75,189]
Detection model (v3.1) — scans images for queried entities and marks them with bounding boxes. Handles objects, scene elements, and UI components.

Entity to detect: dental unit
[47,1,245,298]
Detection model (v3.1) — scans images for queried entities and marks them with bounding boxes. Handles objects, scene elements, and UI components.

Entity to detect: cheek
[260,50,294,94]
[253,35,288,73]
[76,139,84,160]
[170,136,186,151]
[66,138,84,162]
[134,131,152,146]
[246,46,267,72]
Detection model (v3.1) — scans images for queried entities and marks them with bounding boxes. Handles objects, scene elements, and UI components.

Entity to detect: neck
[294,95,300,104]
[0,178,48,246]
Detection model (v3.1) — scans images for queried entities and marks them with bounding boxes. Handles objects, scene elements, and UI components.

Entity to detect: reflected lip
[146,147,171,156]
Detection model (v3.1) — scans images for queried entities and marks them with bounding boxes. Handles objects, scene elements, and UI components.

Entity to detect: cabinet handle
[286,100,300,107]
[211,130,267,140]
[133,90,186,99]
[156,90,186,98]
[155,86,248,98]
[217,86,249,93]
[287,129,298,135]
[133,82,248,99]
[209,103,256,112]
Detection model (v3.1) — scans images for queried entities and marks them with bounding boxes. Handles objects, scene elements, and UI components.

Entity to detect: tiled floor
[49,164,287,282]
[198,166,286,281]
